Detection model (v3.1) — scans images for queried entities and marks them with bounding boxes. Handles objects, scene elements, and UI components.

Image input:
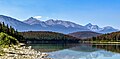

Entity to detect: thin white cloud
[46,17,56,20]
[33,16,42,19]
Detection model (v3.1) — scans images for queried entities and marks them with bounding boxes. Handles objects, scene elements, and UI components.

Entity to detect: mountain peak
[23,17,42,25]
[86,23,92,26]
[85,23,102,32]
[99,26,119,33]
[46,19,54,22]
[102,26,118,31]
[28,17,38,20]
[45,19,84,28]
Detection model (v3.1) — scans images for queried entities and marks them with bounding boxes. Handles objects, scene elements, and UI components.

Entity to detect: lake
[29,44,120,59]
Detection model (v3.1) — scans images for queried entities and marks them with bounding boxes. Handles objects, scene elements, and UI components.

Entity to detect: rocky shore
[0,43,51,59]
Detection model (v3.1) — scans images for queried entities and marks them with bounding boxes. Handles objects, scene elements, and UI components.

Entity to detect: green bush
[0,32,19,48]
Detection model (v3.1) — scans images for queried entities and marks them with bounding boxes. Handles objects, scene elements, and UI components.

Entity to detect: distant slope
[89,31,120,42]
[69,31,101,39]
[0,15,38,31]
[20,31,80,44]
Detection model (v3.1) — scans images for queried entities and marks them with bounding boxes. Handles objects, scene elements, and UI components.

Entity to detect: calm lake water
[29,44,120,59]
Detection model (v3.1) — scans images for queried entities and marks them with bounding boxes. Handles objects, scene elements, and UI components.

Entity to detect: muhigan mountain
[0,15,119,33]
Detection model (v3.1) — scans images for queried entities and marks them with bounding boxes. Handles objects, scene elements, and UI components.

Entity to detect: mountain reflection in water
[29,44,120,59]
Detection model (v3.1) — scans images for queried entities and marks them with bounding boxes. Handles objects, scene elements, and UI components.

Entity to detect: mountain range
[0,15,119,34]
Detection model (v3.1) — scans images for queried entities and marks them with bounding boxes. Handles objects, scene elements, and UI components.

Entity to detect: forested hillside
[0,22,24,47]
[20,31,80,44]
[0,22,24,42]
[69,31,101,39]
[88,31,120,42]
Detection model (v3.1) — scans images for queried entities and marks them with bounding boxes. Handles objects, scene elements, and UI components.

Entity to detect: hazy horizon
[0,0,120,29]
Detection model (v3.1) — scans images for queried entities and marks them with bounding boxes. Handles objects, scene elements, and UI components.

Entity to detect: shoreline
[0,43,52,59]
[82,41,120,44]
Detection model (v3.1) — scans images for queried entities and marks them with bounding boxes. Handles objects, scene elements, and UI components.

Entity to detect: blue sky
[0,0,120,29]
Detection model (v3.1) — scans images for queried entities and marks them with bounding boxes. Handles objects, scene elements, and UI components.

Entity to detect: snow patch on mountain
[85,23,102,32]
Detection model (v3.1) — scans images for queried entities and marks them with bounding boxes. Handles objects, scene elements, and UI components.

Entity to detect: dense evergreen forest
[87,31,120,42]
[20,31,80,44]
[0,22,24,42]
[0,22,24,47]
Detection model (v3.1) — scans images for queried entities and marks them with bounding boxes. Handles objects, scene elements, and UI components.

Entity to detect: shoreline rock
[0,43,52,59]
